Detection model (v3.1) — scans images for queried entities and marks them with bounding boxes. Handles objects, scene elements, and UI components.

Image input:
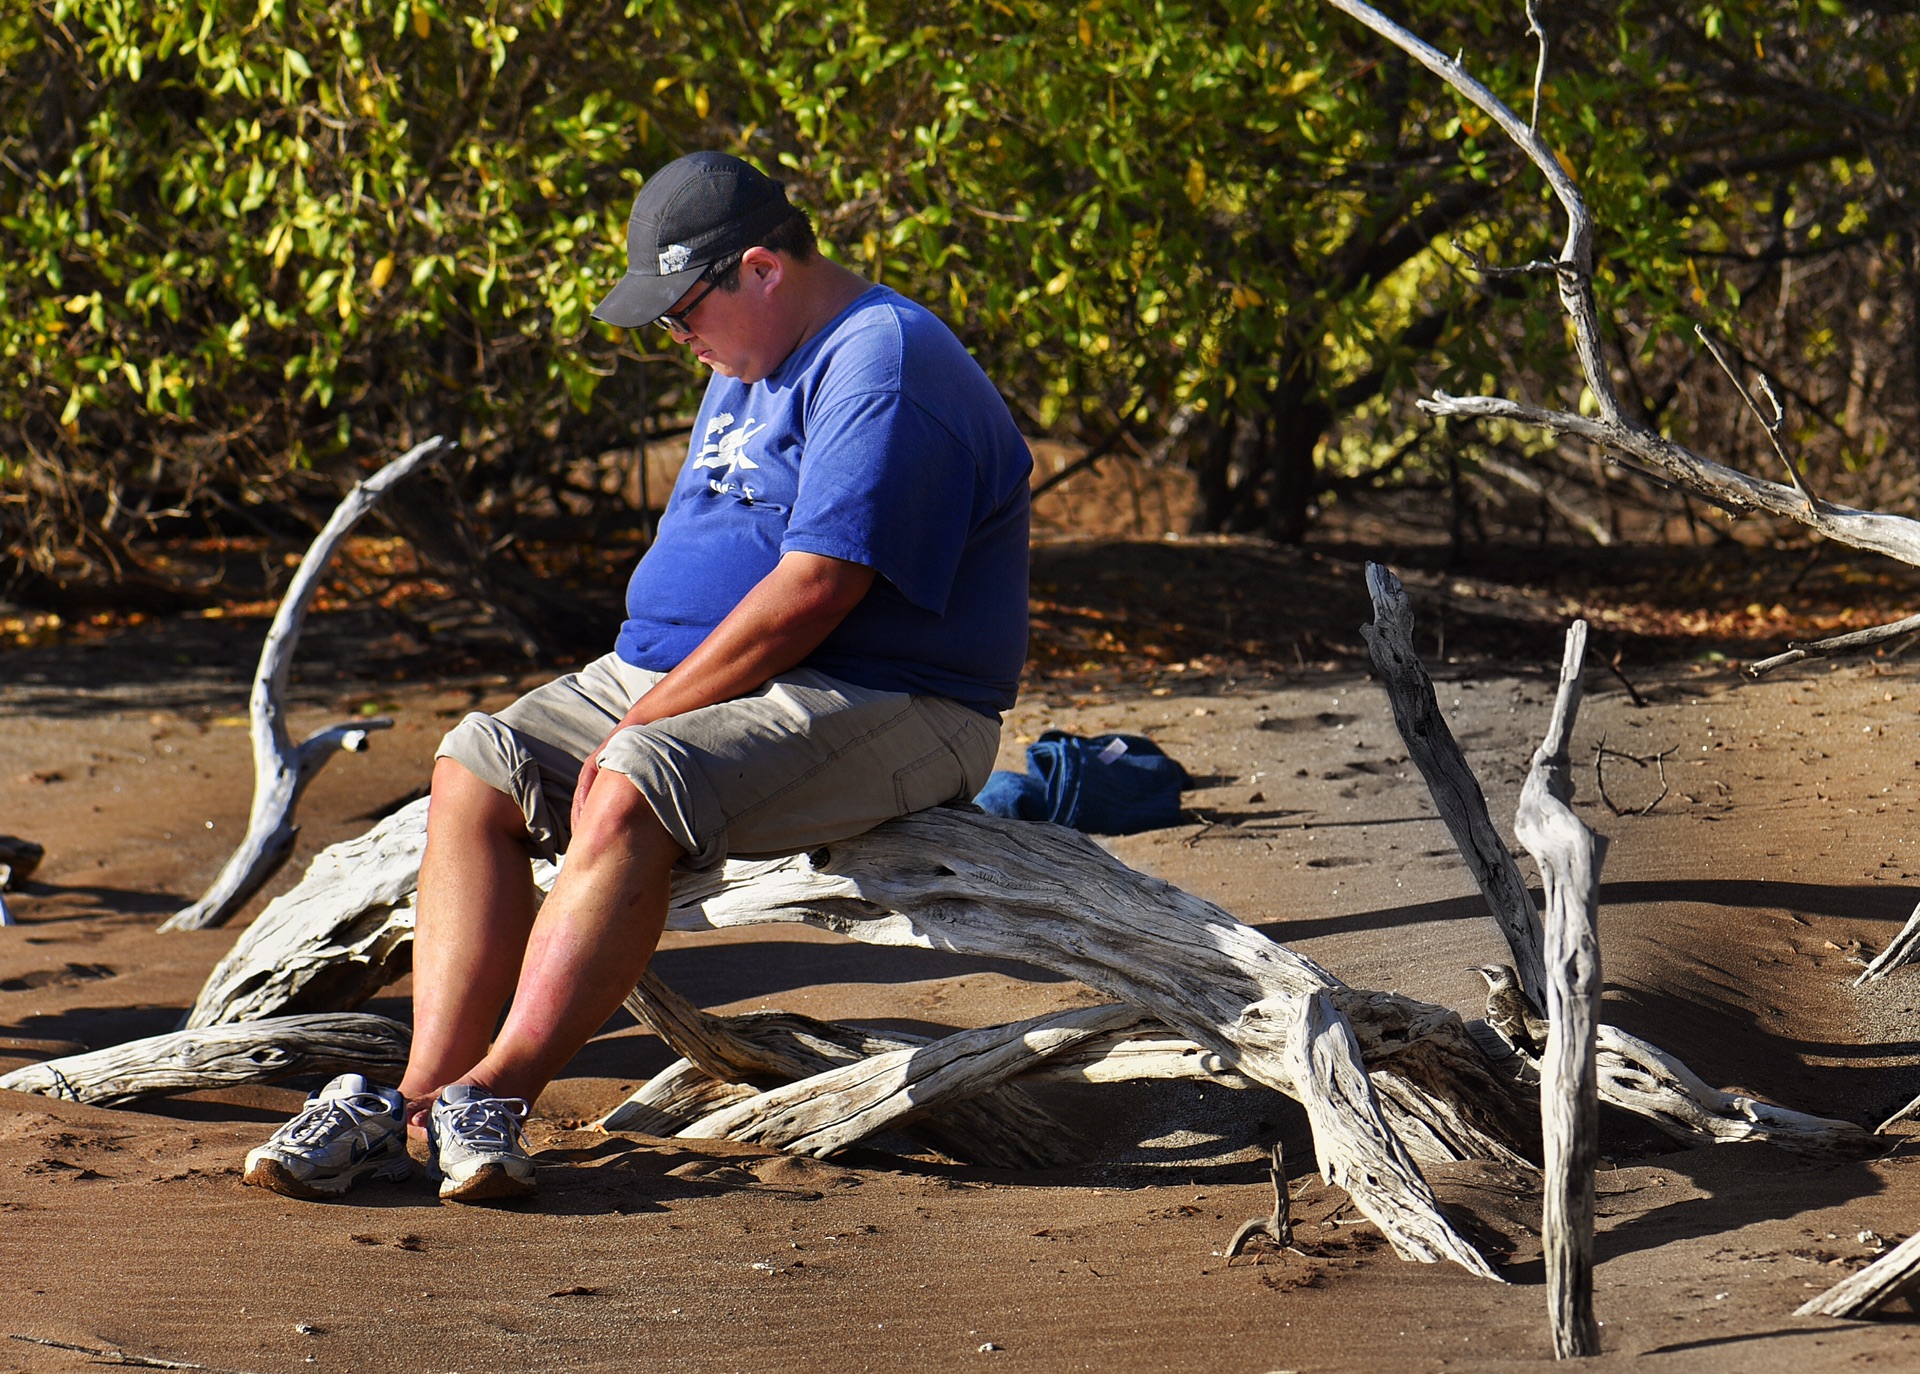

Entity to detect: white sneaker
[243,1074,412,1200]
[428,1083,536,1202]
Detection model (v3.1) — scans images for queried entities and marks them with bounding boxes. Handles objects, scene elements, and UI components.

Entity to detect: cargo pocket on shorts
[893,744,967,816]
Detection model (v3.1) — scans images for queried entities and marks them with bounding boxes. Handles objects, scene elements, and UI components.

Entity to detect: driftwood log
[1594,1025,1874,1157]
[620,970,1093,1169]
[182,796,1520,1276]
[160,436,447,933]
[1362,563,1548,1005]
[1365,565,1878,1159]
[0,1013,409,1107]
[598,1057,759,1135]
[597,1009,1250,1136]
[1513,622,1604,1359]
[1795,1231,1920,1319]
[676,1003,1141,1158]
[607,980,1519,1166]
[1281,987,1494,1261]
[184,798,429,1028]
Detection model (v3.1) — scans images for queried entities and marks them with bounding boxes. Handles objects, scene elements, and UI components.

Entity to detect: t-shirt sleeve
[781,390,976,615]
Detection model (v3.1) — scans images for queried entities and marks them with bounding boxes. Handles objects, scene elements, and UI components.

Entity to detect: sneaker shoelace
[277,1093,394,1149]
[439,1095,529,1151]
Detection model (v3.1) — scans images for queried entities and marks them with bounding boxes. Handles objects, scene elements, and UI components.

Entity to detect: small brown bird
[1470,963,1551,1058]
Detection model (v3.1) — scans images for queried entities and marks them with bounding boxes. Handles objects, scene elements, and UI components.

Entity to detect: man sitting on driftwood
[242,151,1033,1203]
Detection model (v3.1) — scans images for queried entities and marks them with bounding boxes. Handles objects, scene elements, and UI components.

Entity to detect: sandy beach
[6,541,1920,1371]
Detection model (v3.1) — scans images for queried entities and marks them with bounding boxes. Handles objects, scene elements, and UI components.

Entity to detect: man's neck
[785,257,878,356]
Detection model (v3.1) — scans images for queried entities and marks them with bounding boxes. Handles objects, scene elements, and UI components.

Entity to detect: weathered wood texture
[185,798,428,1029]
[1020,1029,1252,1087]
[678,1003,1142,1158]
[1513,622,1604,1360]
[185,797,1516,1275]
[1337,986,1541,1166]
[596,1022,1251,1139]
[1283,989,1503,1278]
[1596,1026,1877,1157]
[667,810,1515,1275]
[622,926,1524,1180]
[1362,561,1548,1004]
[160,436,447,933]
[0,1013,410,1107]
[621,972,1091,1168]
[1369,571,1878,1160]
[1794,1231,1920,1318]
[1322,0,1920,573]
[597,1057,758,1135]
[1853,896,1920,986]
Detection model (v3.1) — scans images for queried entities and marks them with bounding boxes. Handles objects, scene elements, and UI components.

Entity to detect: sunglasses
[654,254,740,334]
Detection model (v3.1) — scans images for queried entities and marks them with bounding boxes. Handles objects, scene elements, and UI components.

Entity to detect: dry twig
[1227,1140,1299,1261]
[8,1334,261,1373]
[1591,736,1675,816]
[1694,326,1818,506]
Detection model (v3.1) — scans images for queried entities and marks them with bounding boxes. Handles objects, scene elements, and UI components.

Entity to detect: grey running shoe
[243,1073,412,1200]
[428,1083,536,1202]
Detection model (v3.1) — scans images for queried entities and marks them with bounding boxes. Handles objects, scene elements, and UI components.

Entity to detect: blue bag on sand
[973,731,1191,835]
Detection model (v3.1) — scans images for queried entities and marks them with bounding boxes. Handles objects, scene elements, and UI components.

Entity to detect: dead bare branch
[1524,0,1548,136]
[1514,622,1604,1359]
[1747,611,1920,676]
[1320,0,1920,573]
[159,436,449,932]
[1603,651,1646,709]
[1854,895,1920,989]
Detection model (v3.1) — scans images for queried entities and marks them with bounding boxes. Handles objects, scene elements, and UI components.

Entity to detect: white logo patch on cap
[658,243,692,274]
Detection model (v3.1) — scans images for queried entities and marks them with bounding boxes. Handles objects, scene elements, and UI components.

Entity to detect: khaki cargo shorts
[435,653,1000,869]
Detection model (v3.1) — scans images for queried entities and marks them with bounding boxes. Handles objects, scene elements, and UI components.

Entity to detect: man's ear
[740,245,784,294]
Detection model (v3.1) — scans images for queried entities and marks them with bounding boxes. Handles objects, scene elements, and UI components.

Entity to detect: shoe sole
[243,1154,412,1201]
[438,1161,537,1203]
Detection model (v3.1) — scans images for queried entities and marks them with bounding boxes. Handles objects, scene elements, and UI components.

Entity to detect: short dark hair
[715,209,818,290]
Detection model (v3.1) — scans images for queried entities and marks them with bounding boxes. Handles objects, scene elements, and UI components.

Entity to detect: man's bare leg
[418,766,683,1112]
[399,757,544,1109]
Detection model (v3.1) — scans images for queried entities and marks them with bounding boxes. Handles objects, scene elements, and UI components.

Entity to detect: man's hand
[568,550,876,832]
[568,725,624,834]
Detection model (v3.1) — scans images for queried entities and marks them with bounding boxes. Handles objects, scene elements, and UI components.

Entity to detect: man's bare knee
[429,755,529,842]
[569,770,684,869]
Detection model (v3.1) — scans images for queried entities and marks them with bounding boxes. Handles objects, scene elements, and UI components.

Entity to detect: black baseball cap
[592,151,797,328]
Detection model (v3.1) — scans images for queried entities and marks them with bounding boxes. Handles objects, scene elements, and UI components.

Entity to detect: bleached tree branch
[1320,0,1920,574]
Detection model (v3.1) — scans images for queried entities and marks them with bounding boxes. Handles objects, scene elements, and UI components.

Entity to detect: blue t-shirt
[616,285,1031,715]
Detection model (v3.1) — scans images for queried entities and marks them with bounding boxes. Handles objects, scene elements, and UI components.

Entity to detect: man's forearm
[620,550,876,727]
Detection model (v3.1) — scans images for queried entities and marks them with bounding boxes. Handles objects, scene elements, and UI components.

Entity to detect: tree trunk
[1268,386,1332,544]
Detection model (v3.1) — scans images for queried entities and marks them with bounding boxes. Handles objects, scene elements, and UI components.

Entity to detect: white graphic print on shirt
[694,412,767,499]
